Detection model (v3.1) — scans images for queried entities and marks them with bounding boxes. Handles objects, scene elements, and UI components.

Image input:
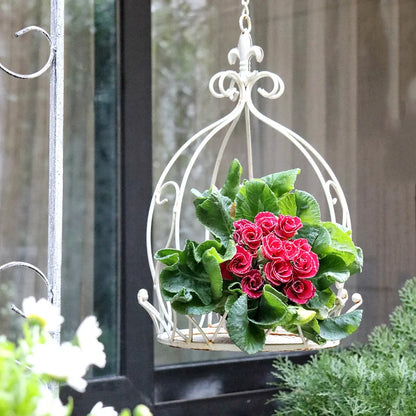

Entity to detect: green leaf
[159,241,213,312]
[159,239,236,313]
[314,255,351,284]
[299,319,325,345]
[296,224,331,256]
[65,398,74,416]
[182,240,204,275]
[348,246,364,276]
[307,288,336,319]
[194,239,235,262]
[221,159,242,201]
[235,180,279,222]
[193,188,234,244]
[160,266,212,305]
[224,294,239,312]
[283,317,325,345]
[261,169,300,197]
[249,285,290,329]
[319,310,363,340]
[227,295,266,354]
[154,248,181,266]
[133,405,153,416]
[294,190,321,224]
[323,222,358,266]
[198,239,235,300]
[289,306,317,326]
[277,193,297,216]
[172,296,220,315]
[202,247,224,300]
[312,274,337,291]
[308,287,336,310]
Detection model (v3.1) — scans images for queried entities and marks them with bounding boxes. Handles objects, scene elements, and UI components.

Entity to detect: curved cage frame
[139,29,362,352]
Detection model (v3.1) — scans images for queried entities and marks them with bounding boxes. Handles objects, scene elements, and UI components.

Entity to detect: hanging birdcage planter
[138,0,363,354]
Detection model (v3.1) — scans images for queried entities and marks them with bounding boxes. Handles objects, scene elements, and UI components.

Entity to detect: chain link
[239,0,251,33]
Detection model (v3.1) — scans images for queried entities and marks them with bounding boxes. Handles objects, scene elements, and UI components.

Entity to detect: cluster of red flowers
[221,212,318,304]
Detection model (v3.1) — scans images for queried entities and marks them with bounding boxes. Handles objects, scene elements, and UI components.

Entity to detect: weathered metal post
[48,0,65,345]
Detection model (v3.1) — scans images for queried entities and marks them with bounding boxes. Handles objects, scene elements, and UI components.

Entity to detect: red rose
[233,219,252,245]
[292,250,319,278]
[261,233,285,261]
[263,260,293,286]
[227,246,253,276]
[220,261,233,281]
[234,219,252,230]
[274,215,303,239]
[282,240,300,261]
[241,269,264,299]
[254,212,279,236]
[284,278,316,304]
[293,238,311,252]
[241,223,263,253]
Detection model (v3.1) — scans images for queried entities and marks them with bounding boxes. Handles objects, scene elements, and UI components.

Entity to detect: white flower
[22,296,64,332]
[75,316,106,368]
[89,401,118,416]
[36,387,69,416]
[28,341,88,392]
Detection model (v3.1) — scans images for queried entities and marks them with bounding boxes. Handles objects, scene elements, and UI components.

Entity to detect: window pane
[0,0,119,376]
[152,0,416,365]
[62,0,119,376]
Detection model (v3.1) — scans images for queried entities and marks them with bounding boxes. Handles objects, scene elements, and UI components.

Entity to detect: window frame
[62,1,311,414]
[61,0,154,412]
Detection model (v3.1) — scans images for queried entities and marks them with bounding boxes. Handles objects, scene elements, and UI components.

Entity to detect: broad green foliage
[193,188,235,245]
[0,336,43,416]
[220,158,243,200]
[227,295,266,354]
[272,277,416,416]
[156,159,363,354]
[156,239,236,314]
[235,179,280,221]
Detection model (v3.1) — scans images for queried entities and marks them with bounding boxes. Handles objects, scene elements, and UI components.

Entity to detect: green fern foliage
[271,277,416,416]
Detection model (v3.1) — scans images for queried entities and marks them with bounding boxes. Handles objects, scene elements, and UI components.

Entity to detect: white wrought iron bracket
[0,1,65,348]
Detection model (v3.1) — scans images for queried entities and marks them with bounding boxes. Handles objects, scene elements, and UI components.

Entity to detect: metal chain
[239,0,251,33]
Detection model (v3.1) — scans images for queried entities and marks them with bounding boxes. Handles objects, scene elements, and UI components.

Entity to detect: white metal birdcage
[138,2,362,353]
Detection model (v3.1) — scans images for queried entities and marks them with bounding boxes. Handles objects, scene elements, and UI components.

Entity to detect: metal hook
[0,261,49,287]
[0,26,55,79]
[0,261,50,316]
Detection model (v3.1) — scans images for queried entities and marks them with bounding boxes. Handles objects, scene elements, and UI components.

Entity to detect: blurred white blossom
[89,401,118,416]
[36,387,69,416]
[76,316,106,368]
[28,341,88,392]
[22,296,64,332]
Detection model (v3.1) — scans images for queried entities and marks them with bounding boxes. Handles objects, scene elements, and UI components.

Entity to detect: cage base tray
[157,326,340,352]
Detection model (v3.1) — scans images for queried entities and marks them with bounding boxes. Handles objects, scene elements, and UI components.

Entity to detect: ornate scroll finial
[227,0,263,83]
[228,32,264,83]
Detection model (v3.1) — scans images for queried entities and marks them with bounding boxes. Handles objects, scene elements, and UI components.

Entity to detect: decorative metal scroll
[0,1,65,345]
[139,1,362,352]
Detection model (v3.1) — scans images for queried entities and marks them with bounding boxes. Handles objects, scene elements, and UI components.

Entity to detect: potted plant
[156,159,363,354]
